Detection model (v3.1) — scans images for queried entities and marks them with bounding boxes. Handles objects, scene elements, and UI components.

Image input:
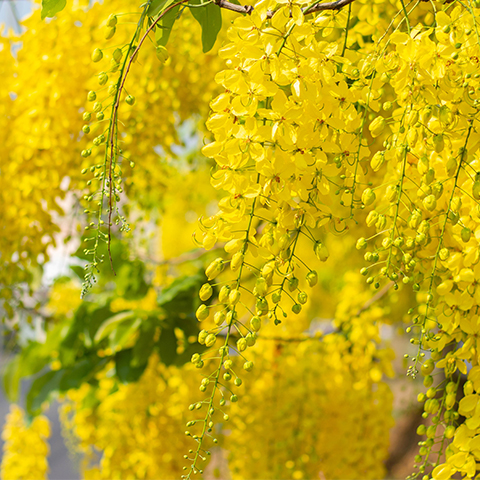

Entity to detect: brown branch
[303,0,356,15]
[214,0,254,14]
[214,0,356,17]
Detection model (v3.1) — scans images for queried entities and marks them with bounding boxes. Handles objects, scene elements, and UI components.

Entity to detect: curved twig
[214,0,356,17]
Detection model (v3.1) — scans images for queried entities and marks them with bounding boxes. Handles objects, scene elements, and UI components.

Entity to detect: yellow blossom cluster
[225,271,395,480]
[352,4,480,477]
[1,405,50,480]
[0,0,224,308]
[60,356,201,479]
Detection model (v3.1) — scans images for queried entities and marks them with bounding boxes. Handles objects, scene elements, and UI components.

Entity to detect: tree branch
[214,0,356,17]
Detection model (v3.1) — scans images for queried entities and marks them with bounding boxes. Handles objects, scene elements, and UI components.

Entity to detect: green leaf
[26,370,63,416]
[116,261,149,300]
[132,326,157,367]
[115,348,148,383]
[154,1,181,47]
[190,1,222,53]
[70,265,84,279]
[94,311,135,343]
[59,356,105,391]
[157,274,203,307]
[3,356,21,402]
[108,317,142,351]
[41,0,66,19]
[147,0,168,17]
[157,327,177,366]
[3,323,68,401]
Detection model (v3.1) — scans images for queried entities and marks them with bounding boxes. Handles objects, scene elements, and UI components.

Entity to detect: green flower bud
[228,288,241,306]
[306,270,318,287]
[198,330,208,345]
[288,276,299,292]
[423,194,437,212]
[205,258,225,280]
[297,291,307,304]
[361,188,376,206]
[92,48,103,63]
[253,277,268,297]
[243,361,254,372]
[314,241,329,262]
[196,304,209,321]
[214,311,225,326]
[250,316,261,332]
[245,333,256,347]
[218,284,231,303]
[230,251,244,271]
[112,48,123,62]
[237,338,247,352]
[199,283,213,301]
[255,297,269,316]
[369,116,386,137]
[105,26,116,40]
[292,303,302,314]
[106,14,117,27]
[370,151,385,172]
[205,333,216,348]
[356,237,368,250]
[98,72,108,86]
[156,45,170,63]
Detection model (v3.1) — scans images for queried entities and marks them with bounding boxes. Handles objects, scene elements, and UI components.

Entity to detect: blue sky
[0,0,32,32]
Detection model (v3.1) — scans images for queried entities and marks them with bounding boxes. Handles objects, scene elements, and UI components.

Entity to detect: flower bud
[206,258,225,280]
[230,251,244,271]
[356,237,368,250]
[106,14,117,27]
[112,48,123,63]
[256,297,269,316]
[156,45,170,63]
[92,48,103,62]
[198,330,208,345]
[205,334,217,348]
[218,285,231,303]
[214,311,225,326]
[386,185,398,203]
[472,181,480,200]
[98,72,108,86]
[306,271,318,287]
[366,210,379,227]
[225,238,243,253]
[369,116,386,137]
[196,305,209,321]
[237,338,247,352]
[243,361,254,372]
[314,241,329,262]
[288,276,299,292]
[253,277,268,297]
[433,134,444,153]
[105,26,116,40]
[228,288,241,306]
[199,283,213,301]
[297,291,308,304]
[423,194,437,212]
[250,316,261,331]
[362,188,376,206]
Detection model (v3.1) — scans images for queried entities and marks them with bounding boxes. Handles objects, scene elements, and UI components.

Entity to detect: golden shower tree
[2,0,480,478]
